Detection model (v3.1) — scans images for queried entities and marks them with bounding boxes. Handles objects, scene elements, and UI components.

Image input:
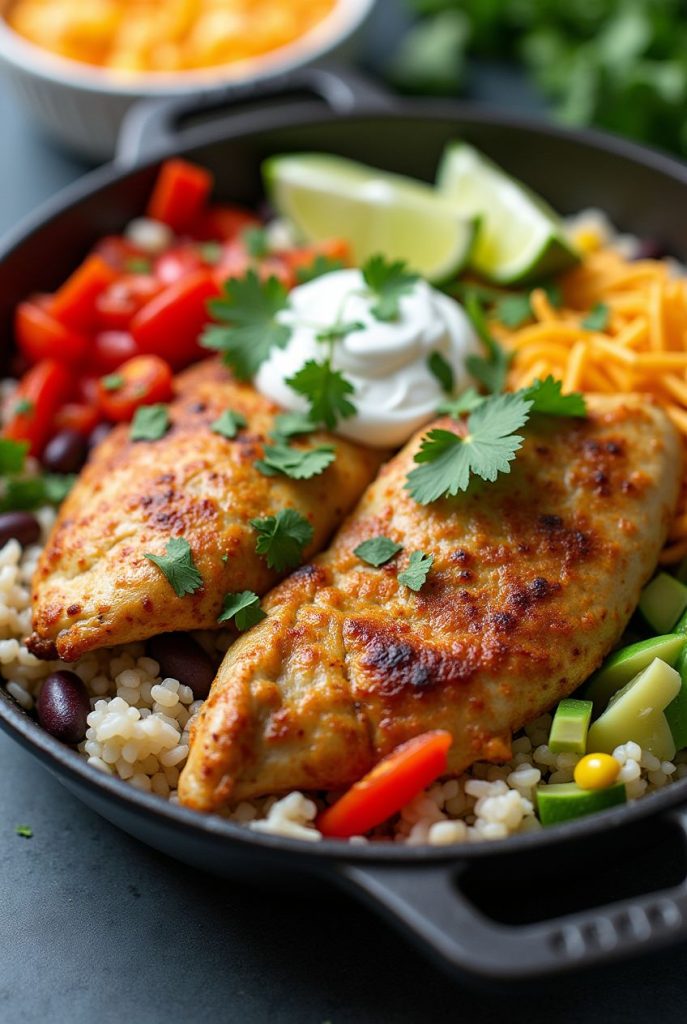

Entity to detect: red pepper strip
[317,730,453,839]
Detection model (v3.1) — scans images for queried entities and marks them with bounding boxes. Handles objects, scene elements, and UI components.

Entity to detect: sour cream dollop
[255,268,478,448]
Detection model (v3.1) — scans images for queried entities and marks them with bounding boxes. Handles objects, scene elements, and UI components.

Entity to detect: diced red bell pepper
[131,269,219,370]
[146,159,213,233]
[96,354,174,422]
[15,297,90,366]
[3,359,73,456]
[50,253,119,330]
[191,203,260,242]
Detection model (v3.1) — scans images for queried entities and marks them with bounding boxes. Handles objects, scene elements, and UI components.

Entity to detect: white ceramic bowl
[0,0,376,161]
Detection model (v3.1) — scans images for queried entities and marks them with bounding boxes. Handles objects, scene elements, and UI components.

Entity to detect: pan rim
[2,100,687,864]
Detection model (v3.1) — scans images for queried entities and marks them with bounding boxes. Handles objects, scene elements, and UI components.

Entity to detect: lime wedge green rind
[263,153,478,283]
[436,141,580,285]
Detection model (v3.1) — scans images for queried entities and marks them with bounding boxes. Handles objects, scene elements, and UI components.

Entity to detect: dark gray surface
[2,8,687,1020]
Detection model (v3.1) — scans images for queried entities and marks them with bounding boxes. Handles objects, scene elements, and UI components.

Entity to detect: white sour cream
[254,268,478,448]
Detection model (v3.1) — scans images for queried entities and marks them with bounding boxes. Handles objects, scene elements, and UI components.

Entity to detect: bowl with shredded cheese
[0,0,376,159]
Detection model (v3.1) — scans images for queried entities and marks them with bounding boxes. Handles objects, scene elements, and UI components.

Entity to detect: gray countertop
[2,14,687,1020]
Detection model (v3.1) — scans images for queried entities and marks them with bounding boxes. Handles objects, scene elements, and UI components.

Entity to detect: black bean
[36,670,91,744]
[634,239,670,261]
[146,632,215,699]
[88,423,113,451]
[42,429,88,474]
[0,511,40,548]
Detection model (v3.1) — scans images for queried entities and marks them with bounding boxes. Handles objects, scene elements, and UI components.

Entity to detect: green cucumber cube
[537,782,626,826]
[665,646,687,751]
[548,698,593,753]
[587,657,681,761]
[638,573,687,634]
[583,633,685,714]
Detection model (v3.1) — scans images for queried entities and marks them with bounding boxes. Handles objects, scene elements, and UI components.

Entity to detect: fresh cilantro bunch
[251,508,314,571]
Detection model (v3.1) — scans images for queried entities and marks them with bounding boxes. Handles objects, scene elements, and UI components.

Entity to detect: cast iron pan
[3,66,687,983]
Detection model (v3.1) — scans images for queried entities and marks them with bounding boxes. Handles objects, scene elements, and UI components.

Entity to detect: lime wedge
[436,142,579,285]
[263,153,477,283]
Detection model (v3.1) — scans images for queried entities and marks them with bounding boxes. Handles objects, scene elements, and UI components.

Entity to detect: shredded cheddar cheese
[6,0,337,74]
[499,244,687,564]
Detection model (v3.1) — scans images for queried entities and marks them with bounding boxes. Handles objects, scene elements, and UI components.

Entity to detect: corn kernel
[574,752,621,790]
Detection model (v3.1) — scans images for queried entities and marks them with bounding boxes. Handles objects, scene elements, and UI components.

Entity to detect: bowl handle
[115,64,397,167]
[337,809,687,982]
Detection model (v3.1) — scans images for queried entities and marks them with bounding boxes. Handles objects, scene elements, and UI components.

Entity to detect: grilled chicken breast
[179,394,681,811]
[28,359,385,661]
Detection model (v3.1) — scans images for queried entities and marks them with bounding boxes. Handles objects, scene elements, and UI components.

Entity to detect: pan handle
[338,808,687,981]
[115,64,397,166]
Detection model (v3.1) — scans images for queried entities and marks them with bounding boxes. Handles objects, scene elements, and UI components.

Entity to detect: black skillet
[2,66,687,984]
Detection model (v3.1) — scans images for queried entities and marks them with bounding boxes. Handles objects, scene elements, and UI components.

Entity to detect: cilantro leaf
[427,351,455,394]
[272,411,316,440]
[362,255,419,321]
[405,392,532,504]
[287,360,356,430]
[211,409,247,439]
[217,590,266,631]
[15,825,32,838]
[130,404,170,442]
[203,271,291,380]
[101,373,123,392]
[144,537,203,597]
[296,253,346,284]
[582,302,610,331]
[525,376,587,417]
[315,321,365,344]
[0,473,75,512]
[250,508,314,571]
[464,291,512,394]
[255,441,336,480]
[494,292,533,328]
[0,438,28,474]
[125,257,152,275]
[198,242,223,266]
[354,536,403,567]
[398,551,434,591]
[243,226,269,258]
[438,388,485,418]
[14,398,34,416]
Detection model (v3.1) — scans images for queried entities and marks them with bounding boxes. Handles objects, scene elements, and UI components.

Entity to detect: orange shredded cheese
[499,247,687,562]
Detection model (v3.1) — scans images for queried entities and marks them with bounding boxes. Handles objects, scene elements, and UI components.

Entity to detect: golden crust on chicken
[179,394,681,811]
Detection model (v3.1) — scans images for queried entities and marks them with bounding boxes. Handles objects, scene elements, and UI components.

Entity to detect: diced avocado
[548,698,593,753]
[666,646,687,751]
[638,573,687,634]
[537,782,626,826]
[583,633,686,714]
[675,558,687,584]
[587,657,681,761]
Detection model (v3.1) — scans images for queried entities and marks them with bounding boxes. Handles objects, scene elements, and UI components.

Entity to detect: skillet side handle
[338,809,687,982]
[115,64,397,166]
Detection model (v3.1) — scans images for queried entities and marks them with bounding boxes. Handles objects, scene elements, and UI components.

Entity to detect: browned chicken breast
[179,394,681,811]
[28,359,385,661]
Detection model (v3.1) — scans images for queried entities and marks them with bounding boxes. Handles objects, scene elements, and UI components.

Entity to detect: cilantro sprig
[398,551,434,591]
[211,409,247,439]
[427,351,455,394]
[0,438,74,513]
[218,590,266,631]
[524,375,587,417]
[255,440,336,480]
[251,508,314,571]
[130,404,170,442]
[287,360,356,431]
[363,256,419,321]
[354,536,403,567]
[296,253,346,283]
[202,271,291,380]
[144,538,203,597]
[406,392,532,504]
[464,291,512,394]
